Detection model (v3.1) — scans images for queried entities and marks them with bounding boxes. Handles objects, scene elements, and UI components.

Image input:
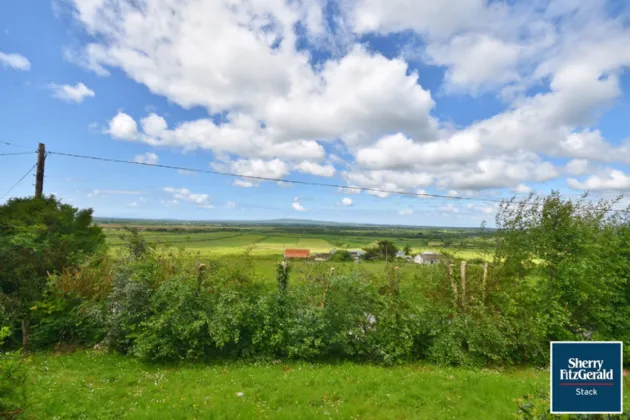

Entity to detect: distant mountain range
[93,217,490,230]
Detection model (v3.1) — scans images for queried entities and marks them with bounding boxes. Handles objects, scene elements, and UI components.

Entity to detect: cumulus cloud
[226,201,237,208]
[90,189,144,196]
[107,112,325,162]
[108,112,138,140]
[163,187,213,208]
[0,51,30,70]
[214,158,290,188]
[512,184,532,194]
[68,0,630,202]
[294,161,336,177]
[292,197,306,211]
[233,180,257,188]
[342,197,353,206]
[398,208,414,216]
[49,82,95,102]
[565,159,591,176]
[133,152,158,165]
[567,169,630,192]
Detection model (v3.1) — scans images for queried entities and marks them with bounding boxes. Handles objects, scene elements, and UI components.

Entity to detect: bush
[0,328,27,418]
[330,250,353,262]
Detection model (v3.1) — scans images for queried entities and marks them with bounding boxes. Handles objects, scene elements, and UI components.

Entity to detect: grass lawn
[24,351,548,419]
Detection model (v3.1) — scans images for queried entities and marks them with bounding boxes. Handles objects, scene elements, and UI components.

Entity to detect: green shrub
[0,328,27,418]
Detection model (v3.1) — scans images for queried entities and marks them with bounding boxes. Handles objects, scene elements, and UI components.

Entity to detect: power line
[0,152,37,157]
[46,149,630,214]
[0,162,38,200]
[48,150,507,204]
[0,140,34,150]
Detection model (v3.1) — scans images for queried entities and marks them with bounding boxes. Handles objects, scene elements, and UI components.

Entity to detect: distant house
[395,250,405,258]
[284,249,310,259]
[347,249,366,260]
[414,252,442,265]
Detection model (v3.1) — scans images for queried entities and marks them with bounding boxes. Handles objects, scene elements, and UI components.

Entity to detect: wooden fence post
[482,263,488,302]
[448,263,457,304]
[460,261,467,309]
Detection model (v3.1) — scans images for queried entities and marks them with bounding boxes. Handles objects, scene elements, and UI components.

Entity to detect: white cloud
[226,201,236,208]
[512,184,532,194]
[292,197,306,211]
[398,208,413,216]
[177,169,194,176]
[133,152,159,165]
[109,112,326,162]
[342,197,353,206]
[225,158,289,179]
[163,187,213,207]
[233,179,257,188]
[49,82,95,103]
[567,169,630,192]
[565,159,591,176]
[91,189,144,196]
[264,45,438,145]
[356,132,481,170]
[425,34,522,94]
[294,161,336,177]
[108,112,138,140]
[0,51,31,71]
[350,0,493,38]
[126,201,138,207]
[70,0,630,203]
[141,113,168,137]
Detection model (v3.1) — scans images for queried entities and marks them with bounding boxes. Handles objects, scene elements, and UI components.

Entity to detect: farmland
[98,220,495,260]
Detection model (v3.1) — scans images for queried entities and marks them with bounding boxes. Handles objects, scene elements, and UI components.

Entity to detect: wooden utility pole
[35,143,46,198]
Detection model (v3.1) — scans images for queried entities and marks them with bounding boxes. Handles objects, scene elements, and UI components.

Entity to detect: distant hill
[93,217,493,230]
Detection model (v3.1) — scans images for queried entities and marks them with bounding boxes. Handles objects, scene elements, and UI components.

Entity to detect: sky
[1,0,630,227]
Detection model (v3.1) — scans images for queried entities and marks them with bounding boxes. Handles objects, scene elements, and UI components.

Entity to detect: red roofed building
[284,249,310,259]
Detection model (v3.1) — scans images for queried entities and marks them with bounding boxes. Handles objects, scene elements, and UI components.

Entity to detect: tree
[362,240,398,261]
[330,249,353,262]
[0,196,105,350]
[403,244,412,256]
[494,191,630,341]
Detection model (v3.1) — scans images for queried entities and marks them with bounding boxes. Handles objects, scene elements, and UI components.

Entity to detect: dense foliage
[0,195,105,349]
[1,192,629,372]
[362,240,398,261]
[0,327,27,418]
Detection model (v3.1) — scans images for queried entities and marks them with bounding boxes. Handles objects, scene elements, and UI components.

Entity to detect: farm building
[284,248,310,259]
[414,252,442,265]
[347,249,366,260]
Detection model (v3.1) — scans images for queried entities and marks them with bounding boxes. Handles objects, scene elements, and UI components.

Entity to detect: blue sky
[2,0,630,227]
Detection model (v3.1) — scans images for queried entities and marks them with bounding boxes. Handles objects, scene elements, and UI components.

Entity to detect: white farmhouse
[414,252,442,265]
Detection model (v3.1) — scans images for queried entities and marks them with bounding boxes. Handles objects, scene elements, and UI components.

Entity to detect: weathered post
[449,263,457,304]
[35,143,46,198]
[482,263,488,302]
[460,261,467,309]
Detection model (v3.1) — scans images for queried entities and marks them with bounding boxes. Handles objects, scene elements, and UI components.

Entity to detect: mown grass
[24,351,548,419]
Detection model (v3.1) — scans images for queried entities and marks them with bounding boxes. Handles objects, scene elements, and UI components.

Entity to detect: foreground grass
[24,351,547,419]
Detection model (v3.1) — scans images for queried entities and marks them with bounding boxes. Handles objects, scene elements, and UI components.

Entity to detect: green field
[101,223,494,260]
[24,351,549,419]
